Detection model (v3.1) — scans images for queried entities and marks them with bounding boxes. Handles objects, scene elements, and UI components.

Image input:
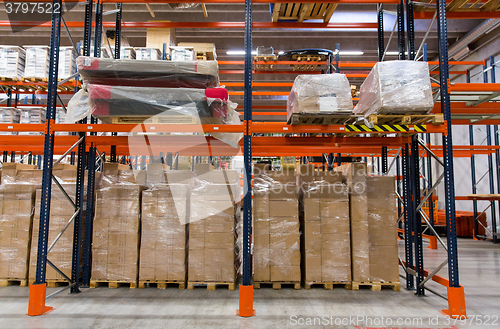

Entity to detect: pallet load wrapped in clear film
[188,165,240,289]
[353,61,433,116]
[0,46,25,79]
[139,166,191,288]
[297,164,351,288]
[252,164,301,286]
[29,164,89,283]
[91,164,143,287]
[287,74,353,122]
[0,163,39,285]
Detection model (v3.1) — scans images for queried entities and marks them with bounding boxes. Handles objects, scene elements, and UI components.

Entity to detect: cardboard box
[194,163,212,175]
[367,176,396,211]
[304,250,322,282]
[368,211,397,246]
[320,199,349,219]
[254,196,269,219]
[254,221,270,249]
[304,199,320,221]
[208,170,239,184]
[269,217,300,234]
[322,264,351,282]
[369,245,399,282]
[270,265,300,281]
[321,218,350,235]
[204,232,234,249]
[304,222,321,251]
[269,200,298,218]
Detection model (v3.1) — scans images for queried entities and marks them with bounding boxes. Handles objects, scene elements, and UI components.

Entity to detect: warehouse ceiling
[0,3,497,120]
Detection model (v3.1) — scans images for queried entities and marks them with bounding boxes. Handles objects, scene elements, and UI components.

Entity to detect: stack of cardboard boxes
[338,163,371,284]
[91,164,142,285]
[298,165,351,286]
[0,164,38,283]
[188,164,238,285]
[367,176,399,283]
[29,164,84,282]
[139,169,191,286]
[254,166,300,283]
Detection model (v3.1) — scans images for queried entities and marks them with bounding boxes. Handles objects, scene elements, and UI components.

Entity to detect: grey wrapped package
[354,61,433,116]
[287,74,353,121]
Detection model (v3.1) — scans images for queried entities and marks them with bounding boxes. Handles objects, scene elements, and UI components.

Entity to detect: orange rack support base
[237,285,255,317]
[441,286,467,319]
[27,283,54,316]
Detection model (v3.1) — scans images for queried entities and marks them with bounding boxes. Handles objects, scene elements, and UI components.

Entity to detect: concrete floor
[0,238,498,329]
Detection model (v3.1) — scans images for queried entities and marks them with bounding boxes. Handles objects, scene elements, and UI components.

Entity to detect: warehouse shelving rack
[1,0,500,320]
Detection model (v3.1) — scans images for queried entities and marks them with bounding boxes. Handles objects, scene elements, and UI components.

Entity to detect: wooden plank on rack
[323,3,338,22]
[447,0,470,10]
[272,4,281,22]
[298,4,310,22]
[285,3,294,17]
[291,3,301,19]
[481,0,500,11]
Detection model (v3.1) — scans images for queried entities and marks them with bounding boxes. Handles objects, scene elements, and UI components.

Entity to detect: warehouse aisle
[0,238,498,329]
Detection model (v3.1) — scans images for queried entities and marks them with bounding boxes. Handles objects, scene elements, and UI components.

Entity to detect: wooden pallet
[0,278,28,287]
[288,112,355,125]
[304,281,352,290]
[272,3,338,23]
[351,281,401,291]
[254,281,301,290]
[187,281,235,290]
[28,279,71,288]
[367,113,444,125]
[254,55,277,71]
[138,280,185,289]
[90,280,137,289]
[111,115,199,125]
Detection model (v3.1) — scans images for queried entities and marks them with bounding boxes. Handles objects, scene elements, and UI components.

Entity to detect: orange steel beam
[415,11,500,19]
[220,70,323,74]
[431,102,500,114]
[236,105,286,110]
[0,20,378,29]
[427,60,485,66]
[451,83,500,92]
[429,70,467,75]
[237,112,287,116]
[229,91,290,96]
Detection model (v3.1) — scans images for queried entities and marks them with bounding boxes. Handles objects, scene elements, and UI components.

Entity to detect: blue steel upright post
[491,56,499,244]
[110,3,123,163]
[377,4,384,62]
[27,0,62,316]
[238,0,254,317]
[437,0,466,317]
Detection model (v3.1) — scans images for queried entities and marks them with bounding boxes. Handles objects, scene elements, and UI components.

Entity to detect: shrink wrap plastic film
[287,74,353,121]
[297,165,351,283]
[252,168,301,282]
[92,169,142,282]
[0,165,39,280]
[188,169,239,282]
[140,183,189,281]
[67,85,243,148]
[76,57,220,88]
[353,61,433,116]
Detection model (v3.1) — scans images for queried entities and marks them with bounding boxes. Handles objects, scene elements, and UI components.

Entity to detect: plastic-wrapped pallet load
[76,56,220,88]
[18,106,46,135]
[139,167,191,287]
[0,163,39,285]
[353,61,433,116]
[135,48,162,60]
[336,163,370,284]
[0,46,25,79]
[188,165,239,289]
[0,108,21,135]
[24,46,49,79]
[253,165,300,287]
[29,164,87,283]
[366,176,400,287]
[91,163,143,287]
[58,47,77,79]
[297,164,351,288]
[287,74,353,122]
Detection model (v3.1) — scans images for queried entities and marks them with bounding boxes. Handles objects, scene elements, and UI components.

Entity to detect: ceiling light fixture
[226,50,257,55]
[333,50,364,56]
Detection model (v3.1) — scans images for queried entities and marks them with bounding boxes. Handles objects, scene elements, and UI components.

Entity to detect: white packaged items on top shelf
[287,74,354,121]
[24,46,49,79]
[170,47,196,61]
[58,47,77,79]
[0,108,21,135]
[121,47,136,59]
[353,60,434,116]
[0,46,25,79]
[135,48,162,60]
[18,106,46,135]
[55,108,69,135]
